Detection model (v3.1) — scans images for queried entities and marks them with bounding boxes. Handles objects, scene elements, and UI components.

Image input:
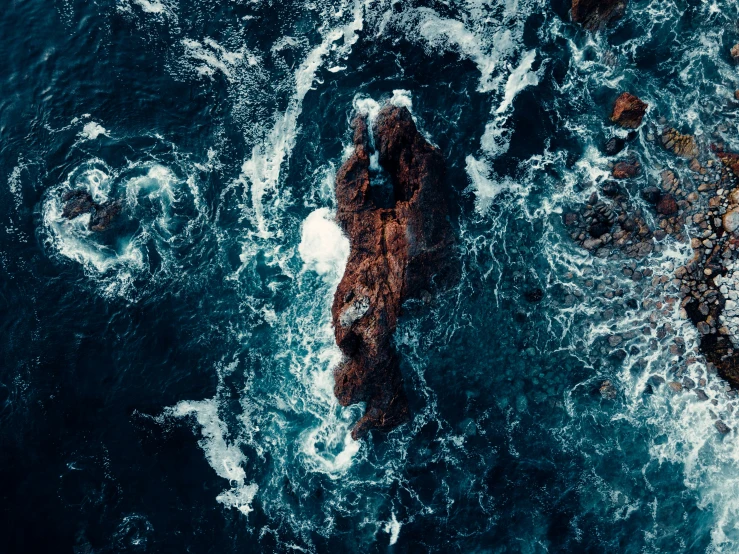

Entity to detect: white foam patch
[299,208,350,279]
[133,0,166,13]
[169,400,259,516]
[80,122,108,140]
[182,38,246,79]
[465,155,527,212]
[383,512,401,545]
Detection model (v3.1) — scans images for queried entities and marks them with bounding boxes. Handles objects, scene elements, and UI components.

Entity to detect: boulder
[611,93,647,129]
[89,200,122,232]
[332,105,457,439]
[61,189,95,220]
[723,208,739,233]
[661,128,699,158]
[640,186,661,205]
[571,0,627,30]
[656,194,678,216]
[604,136,626,156]
[612,161,640,179]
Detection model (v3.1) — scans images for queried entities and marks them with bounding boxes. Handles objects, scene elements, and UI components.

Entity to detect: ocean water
[3,0,739,552]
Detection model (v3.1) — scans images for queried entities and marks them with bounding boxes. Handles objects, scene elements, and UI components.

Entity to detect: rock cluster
[332,105,456,440]
[61,189,122,232]
[611,93,648,129]
[564,188,656,258]
[661,127,699,158]
[571,0,627,31]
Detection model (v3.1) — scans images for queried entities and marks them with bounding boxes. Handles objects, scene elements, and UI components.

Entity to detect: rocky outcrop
[332,105,456,440]
[661,128,699,158]
[89,200,122,232]
[61,189,95,219]
[571,0,627,30]
[611,93,647,129]
[61,189,122,232]
[612,160,640,179]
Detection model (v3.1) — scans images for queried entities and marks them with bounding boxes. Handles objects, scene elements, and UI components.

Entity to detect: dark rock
[604,137,626,156]
[640,186,661,205]
[588,222,611,237]
[716,420,731,434]
[332,105,457,439]
[61,189,95,220]
[524,288,544,303]
[611,93,648,129]
[601,180,622,198]
[612,161,640,179]
[571,0,627,30]
[656,194,678,216]
[89,200,122,232]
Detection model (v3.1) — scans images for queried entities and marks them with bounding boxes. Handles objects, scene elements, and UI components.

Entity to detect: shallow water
[3,0,739,552]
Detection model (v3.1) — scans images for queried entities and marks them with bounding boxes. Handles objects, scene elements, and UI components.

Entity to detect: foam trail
[240,1,367,241]
[169,399,259,516]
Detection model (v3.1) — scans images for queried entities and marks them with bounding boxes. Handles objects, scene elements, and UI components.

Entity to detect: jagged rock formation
[611,93,647,129]
[661,128,699,158]
[332,105,456,440]
[571,0,627,30]
[61,189,122,232]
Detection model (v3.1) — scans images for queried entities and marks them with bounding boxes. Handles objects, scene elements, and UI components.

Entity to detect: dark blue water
[3,0,739,552]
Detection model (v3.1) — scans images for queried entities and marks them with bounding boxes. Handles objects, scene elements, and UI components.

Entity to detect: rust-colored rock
[612,161,640,179]
[571,0,627,30]
[332,105,456,440]
[656,194,678,216]
[717,150,739,178]
[611,93,647,129]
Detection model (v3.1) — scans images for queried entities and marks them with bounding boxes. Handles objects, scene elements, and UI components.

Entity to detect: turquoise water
[3,0,739,552]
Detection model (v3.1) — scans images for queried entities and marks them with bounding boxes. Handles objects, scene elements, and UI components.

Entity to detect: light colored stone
[723,208,739,233]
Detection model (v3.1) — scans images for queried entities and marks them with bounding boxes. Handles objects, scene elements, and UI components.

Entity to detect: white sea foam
[170,399,259,516]
[298,208,349,280]
[383,512,401,545]
[79,122,108,140]
[182,38,246,79]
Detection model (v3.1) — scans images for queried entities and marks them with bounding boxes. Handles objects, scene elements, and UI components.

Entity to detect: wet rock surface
[61,188,122,232]
[332,105,457,439]
[567,101,739,402]
[571,0,627,31]
[611,92,647,129]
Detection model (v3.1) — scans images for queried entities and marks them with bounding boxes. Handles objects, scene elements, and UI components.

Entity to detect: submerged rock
[599,380,617,399]
[332,105,457,440]
[89,200,122,232]
[61,189,95,219]
[61,189,122,232]
[611,93,647,129]
[604,136,626,156]
[571,0,627,30]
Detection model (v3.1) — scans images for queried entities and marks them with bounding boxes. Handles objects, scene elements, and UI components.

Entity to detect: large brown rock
[571,0,627,30]
[611,93,648,129]
[332,105,456,440]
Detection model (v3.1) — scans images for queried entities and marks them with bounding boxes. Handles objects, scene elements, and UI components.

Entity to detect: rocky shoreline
[562,82,739,433]
[331,104,456,439]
